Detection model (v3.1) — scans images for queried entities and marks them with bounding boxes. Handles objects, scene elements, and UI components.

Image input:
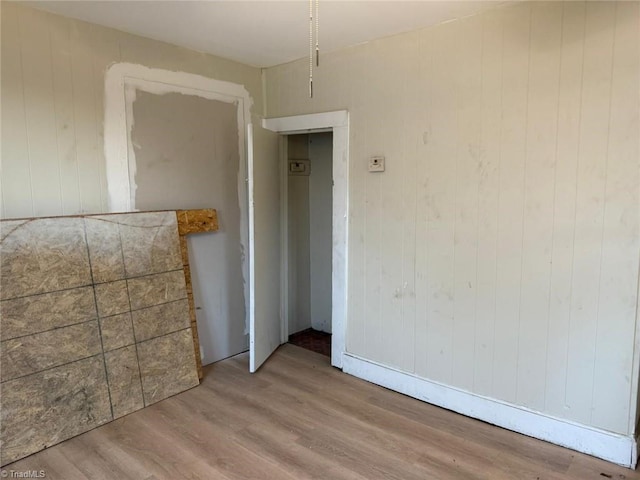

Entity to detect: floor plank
[3,344,638,479]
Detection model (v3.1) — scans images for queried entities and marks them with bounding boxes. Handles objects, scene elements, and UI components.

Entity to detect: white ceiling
[26,1,507,68]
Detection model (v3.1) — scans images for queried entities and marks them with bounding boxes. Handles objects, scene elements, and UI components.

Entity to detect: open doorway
[286,133,333,358]
[260,110,348,372]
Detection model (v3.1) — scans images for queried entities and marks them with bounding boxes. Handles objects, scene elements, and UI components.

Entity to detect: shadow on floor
[288,328,331,357]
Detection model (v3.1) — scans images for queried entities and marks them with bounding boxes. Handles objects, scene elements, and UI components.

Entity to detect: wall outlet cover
[369,156,385,172]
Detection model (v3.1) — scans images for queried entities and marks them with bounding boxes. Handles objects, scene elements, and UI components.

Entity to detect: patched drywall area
[130,90,247,363]
[0,212,199,466]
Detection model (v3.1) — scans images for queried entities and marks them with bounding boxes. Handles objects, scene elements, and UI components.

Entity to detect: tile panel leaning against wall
[0,211,199,466]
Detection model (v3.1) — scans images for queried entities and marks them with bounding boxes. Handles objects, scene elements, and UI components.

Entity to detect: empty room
[1,1,639,478]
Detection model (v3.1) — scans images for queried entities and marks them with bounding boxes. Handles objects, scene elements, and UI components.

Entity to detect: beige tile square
[0,286,96,341]
[132,299,190,342]
[115,212,182,278]
[105,346,144,419]
[0,218,92,300]
[100,312,135,352]
[0,356,112,466]
[84,216,125,284]
[0,321,102,382]
[127,271,187,311]
[0,220,29,242]
[137,328,198,405]
[95,280,130,317]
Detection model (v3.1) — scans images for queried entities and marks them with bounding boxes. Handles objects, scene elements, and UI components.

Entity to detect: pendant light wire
[309,0,313,98]
[315,0,319,67]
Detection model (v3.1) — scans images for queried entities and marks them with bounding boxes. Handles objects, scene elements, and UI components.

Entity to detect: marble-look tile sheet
[0,321,102,382]
[84,216,125,284]
[137,329,199,406]
[131,299,191,342]
[0,218,92,300]
[127,270,187,311]
[0,212,200,466]
[105,346,144,419]
[117,212,182,278]
[100,313,135,352]
[0,286,96,341]
[0,356,112,466]
[0,220,28,242]
[94,280,130,317]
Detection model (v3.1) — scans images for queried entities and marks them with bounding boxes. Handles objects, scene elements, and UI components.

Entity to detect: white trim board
[262,111,349,369]
[342,353,638,468]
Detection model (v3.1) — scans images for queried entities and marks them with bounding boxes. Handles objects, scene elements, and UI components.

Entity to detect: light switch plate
[289,159,310,176]
[369,156,385,172]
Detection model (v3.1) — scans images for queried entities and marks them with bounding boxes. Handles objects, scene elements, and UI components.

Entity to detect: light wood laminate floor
[4,344,638,479]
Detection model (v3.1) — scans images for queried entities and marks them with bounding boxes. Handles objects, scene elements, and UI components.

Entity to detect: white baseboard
[342,353,637,468]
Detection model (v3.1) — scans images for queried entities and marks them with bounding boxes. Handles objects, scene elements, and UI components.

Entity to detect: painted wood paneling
[492,3,530,406]
[1,2,264,219]
[265,1,640,436]
[19,8,63,217]
[544,0,585,425]
[516,1,563,413]
[473,9,503,398]
[565,1,617,428]
[1,4,33,219]
[50,13,82,215]
[591,1,640,434]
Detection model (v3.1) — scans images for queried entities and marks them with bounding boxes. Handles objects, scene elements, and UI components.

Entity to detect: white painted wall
[0,3,281,371]
[0,2,265,219]
[309,133,333,334]
[286,133,333,335]
[287,135,311,335]
[265,0,640,440]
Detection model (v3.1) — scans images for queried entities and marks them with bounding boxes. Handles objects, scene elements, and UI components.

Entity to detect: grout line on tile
[83,217,115,421]
[118,219,147,409]
[0,352,104,385]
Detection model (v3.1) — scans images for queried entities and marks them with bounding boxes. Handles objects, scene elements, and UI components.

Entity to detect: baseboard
[342,353,637,468]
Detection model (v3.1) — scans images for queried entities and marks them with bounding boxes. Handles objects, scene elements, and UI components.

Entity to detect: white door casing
[262,111,349,369]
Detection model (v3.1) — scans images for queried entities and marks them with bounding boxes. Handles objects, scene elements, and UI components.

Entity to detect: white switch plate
[289,159,310,176]
[369,156,385,172]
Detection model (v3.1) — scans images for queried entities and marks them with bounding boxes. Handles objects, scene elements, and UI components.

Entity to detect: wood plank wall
[0,2,263,219]
[265,1,640,436]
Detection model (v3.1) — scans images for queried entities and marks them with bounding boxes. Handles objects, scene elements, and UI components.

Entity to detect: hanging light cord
[315,0,319,67]
[309,0,313,98]
[309,0,319,97]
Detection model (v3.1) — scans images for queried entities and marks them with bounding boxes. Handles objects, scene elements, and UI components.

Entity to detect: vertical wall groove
[266,0,639,436]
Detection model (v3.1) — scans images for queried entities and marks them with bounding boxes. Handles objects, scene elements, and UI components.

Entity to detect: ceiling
[26,1,507,68]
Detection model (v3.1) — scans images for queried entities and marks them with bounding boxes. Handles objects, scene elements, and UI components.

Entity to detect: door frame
[104,63,255,364]
[262,111,349,368]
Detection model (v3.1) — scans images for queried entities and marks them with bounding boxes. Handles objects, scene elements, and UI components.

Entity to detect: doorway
[286,133,333,358]
[259,110,348,372]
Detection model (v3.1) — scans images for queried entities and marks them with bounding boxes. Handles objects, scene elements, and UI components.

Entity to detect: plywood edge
[177,209,219,236]
[176,209,219,381]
